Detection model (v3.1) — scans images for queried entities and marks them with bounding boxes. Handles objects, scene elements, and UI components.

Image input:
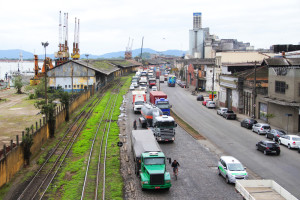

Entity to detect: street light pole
[42,41,49,104]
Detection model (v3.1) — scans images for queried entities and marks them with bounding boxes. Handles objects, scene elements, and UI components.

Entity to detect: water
[0,61,42,80]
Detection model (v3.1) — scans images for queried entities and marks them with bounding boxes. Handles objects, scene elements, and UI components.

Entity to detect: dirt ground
[0,88,41,148]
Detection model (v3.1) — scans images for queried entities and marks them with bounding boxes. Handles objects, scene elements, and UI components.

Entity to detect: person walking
[133,119,137,130]
[171,159,180,179]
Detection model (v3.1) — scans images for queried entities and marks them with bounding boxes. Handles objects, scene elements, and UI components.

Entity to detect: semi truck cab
[153,115,177,142]
[155,98,171,116]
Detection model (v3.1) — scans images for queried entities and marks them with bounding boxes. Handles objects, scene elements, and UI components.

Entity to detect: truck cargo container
[167,75,176,87]
[156,71,161,79]
[139,103,163,128]
[150,91,171,116]
[131,130,171,190]
[235,180,297,200]
[132,91,146,113]
[148,77,156,88]
[159,76,164,83]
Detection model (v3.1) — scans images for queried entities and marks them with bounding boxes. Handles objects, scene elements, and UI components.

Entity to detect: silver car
[206,101,216,109]
[217,107,228,115]
[252,123,271,135]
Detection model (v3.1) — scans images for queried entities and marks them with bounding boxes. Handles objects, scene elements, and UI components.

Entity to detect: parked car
[240,118,257,129]
[151,86,158,91]
[129,84,135,90]
[197,95,204,101]
[217,107,228,116]
[266,129,286,142]
[278,135,300,149]
[256,140,280,155]
[178,81,186,88]
[132,81,139,88]
[206,101,216,108]
[202,99,211,106]
[222,110,237,120]
[252,123,271,135]
[218,156,248,184]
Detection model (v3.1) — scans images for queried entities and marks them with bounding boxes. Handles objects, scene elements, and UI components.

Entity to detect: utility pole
[42,41,49,104]
[252,61,257,118]
[212,63,215,101]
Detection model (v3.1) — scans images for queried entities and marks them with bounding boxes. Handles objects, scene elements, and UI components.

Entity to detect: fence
[0,89,92,188]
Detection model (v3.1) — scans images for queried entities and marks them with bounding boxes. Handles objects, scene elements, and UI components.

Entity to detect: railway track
[16,92,105,200]
[80,83,121,200]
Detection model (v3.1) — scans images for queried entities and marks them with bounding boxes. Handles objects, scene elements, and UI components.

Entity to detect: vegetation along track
[16,92,106,200]
[44,76,129,199]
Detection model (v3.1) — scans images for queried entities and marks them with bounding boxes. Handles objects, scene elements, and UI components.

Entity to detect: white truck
[159,76,164,83]
[132,91,146,114]
[235,180,298,200]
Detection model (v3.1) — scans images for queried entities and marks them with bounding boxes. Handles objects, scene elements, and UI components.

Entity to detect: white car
[252,123,271,135]
[218,156,248,184]
[129,84,135,90]
[151,86,158,91]
[278,135,300,149]
[132,82,139,88]
[217,107,228,115]
[206,101,216,108]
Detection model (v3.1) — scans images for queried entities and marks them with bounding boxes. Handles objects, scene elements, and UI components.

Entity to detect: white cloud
[1,0,300,55]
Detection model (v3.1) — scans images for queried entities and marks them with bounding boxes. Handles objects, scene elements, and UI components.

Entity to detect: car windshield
[262,126,270,129]
[144,157,165,165]
[135,101,144,105]
[292,137,300,141]
[156,121,175,128]
[156,101,170,109]
[227,163,244,171]
[266,143,278,147]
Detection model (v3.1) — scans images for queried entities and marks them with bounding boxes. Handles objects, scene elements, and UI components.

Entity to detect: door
[226,88,232,110]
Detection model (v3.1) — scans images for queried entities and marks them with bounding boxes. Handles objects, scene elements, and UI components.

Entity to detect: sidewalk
[184,86,299,135]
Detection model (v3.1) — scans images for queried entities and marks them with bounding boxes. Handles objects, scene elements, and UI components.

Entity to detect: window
[74,85,76,88]
[275,81,285,94]
[69,85,71,88]
[65,85,67,88]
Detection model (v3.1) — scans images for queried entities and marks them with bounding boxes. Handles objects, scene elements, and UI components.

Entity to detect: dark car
[197,95,204,101]
[256,140,280,155]
[241,118,257,129]
[266,129,286,142]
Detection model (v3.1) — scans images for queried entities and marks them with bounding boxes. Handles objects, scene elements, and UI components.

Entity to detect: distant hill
[0,48,185,60]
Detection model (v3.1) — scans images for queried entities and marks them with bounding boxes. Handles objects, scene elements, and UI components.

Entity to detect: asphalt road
[160,82,300,199]
[124,89,241,199]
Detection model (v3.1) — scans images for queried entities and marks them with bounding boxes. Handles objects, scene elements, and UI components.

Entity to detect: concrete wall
[268,68,300,102]
[0,90,91,188]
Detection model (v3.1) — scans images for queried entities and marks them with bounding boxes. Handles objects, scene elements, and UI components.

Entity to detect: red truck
[148,77,156,88]
[156,71,161,79]
[150,91,167,104]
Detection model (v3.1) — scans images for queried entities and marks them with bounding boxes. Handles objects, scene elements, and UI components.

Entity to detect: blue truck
[150,91,171,116]
[167,75,176,87]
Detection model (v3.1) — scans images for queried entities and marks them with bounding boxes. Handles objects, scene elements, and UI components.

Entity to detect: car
[206,101,216,109]
[129,84,135,90]
[222,110,236,120]
[266,129,286,142]
[241,118,257,129]
[132,82,139,88]
[178,81,186,88]
[197,95,204,101]
[218,156,248,184]
[151,86,158,91]
[256,140,280,155]
[202,99,211,106]
[278,135,300,149]
[217,107,228,115]
[252,123,271,135]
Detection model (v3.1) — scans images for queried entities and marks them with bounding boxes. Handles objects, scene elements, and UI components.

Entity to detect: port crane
[71,18,80,60]
[125,37,133,60]
[55,11,70,66]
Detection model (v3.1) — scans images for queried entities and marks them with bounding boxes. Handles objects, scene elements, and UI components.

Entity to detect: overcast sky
[1,0,299,55]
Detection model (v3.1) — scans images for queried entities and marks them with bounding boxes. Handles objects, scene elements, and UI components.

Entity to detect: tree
[13,75,23,94]
[23,127,34,166]
[59,91,70,122]
[35,98,57,138]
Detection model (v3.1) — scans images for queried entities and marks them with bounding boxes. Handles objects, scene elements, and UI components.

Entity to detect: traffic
[127,66,299,199]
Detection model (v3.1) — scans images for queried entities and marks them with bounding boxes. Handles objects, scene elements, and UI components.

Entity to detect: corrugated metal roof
[216,52,274,64]
[263,57,300,66]
[74,60,119,75]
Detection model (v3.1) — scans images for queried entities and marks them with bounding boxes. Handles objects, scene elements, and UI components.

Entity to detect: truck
[153,115,177,142]
[148,77,156,88]
[132,91,146,113]
[235,180,297,200]
[131,130,172,190]
[156,71,161,79]
[167,75,176,87]
[150,91,171,116]
[139,103,163,128]
[159,75,164,83]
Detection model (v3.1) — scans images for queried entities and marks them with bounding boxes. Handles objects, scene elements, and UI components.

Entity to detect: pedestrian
[133,119,137,130]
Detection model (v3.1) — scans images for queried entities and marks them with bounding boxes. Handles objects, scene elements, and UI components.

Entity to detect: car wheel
[278,140,281,145]
[252,128,255,132]
[288,144,291,149]
[264,150,267,155]
[225,176,230,184]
